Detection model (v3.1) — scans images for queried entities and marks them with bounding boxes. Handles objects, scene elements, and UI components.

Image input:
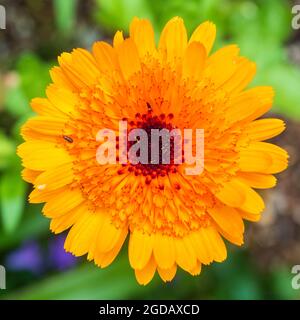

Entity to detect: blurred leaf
[0,204,48,250]
[53,0,78,36]
[4,85,30,117]
[17,53,52,100]
[0,132,15,170]
[0,156,26,234]
[95,0,153,33]
[270,267,299,300]
[258,64,300,119]
[5,256,155,299]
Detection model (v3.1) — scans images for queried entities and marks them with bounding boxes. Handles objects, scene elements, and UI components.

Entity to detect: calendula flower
[18,17,288,285]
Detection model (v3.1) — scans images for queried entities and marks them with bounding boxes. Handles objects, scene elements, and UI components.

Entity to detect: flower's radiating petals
[220,57,256,94]
[135,255,157,285]
[174,236,197,272]
[46,84,79,116]
[34,162,74,191]
[208,204,244,245]
[65,211,103,256]
[21,116,66,139]
[129,17,156,56]
[182,42,206,81]
[21,169,41,184]
[239,142,288,174]
[117,38,141,79]
[159,17,188,64]
[17,141,71,170]
[42,188,85,218]
[50,203,85,234]
[17,16,289,286]
[227,86,274,124]
[30,98,68,119]
[204,45,240,87]
[50,66,75,91]
[157,264,177,282]
[239,210,261,222]
[189,260,202,276]
[129,231,153,270]
[237,172,277,189]
[92,41,119,74]
[244,118,285,141]
[189,21,216,54]
[93,227,128,268]
[58,50,99,88]
[153,234,176,269]
[216,178,265,214]
[113,30,124,48]
[198,227,227,263]
[96,215,127,253]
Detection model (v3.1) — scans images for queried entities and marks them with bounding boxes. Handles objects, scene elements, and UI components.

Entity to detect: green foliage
[0,156,26,234]
[53,0,78,36]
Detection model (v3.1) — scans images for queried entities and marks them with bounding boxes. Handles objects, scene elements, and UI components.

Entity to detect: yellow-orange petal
[239,142,288,174]
[237,172,277,189]
[159,17,187,64]
[65,211,103,257]
[174,236,197,272]
[92,227,128,268]
[129,17,156,57]
[92,41,119,74]
[42,187,85,218]
[216,178,265,214]
[135,255,156,285]
[208,205,244,245]
[153,234,175,269]
[244,118,286,141]
[189,21,216,54]
[116,38,141,80]
[30,97,68,119]
[182,42,206,81]
[21,168,41,184]
[17,141,71,170]
[129,230,153,270]
[157,264,177,282]
[50,203,85,234]
[34,162,74,191]
[113,30,124,48]
[227,86,274,124]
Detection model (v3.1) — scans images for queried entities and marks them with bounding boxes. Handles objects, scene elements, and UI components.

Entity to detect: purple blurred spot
[49,234,77,271]
[5,241,43,274]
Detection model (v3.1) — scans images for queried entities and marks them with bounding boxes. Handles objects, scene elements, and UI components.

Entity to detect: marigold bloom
[18,17,288,285]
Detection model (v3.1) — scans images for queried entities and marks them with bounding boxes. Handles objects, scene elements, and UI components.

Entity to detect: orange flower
[18,17,288,285]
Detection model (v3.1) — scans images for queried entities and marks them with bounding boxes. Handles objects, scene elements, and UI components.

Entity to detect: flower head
[18,17,288,284]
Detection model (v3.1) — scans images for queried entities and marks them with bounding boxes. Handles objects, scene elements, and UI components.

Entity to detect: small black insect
[147,102,152,111]
[63,135,73,143]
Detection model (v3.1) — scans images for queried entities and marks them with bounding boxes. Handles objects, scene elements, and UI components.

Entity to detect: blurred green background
[0,0,300,299]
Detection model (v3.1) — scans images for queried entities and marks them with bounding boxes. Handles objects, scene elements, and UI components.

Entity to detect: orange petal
[182,42,206,81]
[117,38,141,79]
[239,142,288,174]
[157,264,177,282]
[129,230,153,270]
[159,17,187,64]
[153,234,175,269]
[189,21,216,54]
[135,255,156,285]
[244,118,286,141]
[129,17,156,56]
